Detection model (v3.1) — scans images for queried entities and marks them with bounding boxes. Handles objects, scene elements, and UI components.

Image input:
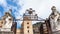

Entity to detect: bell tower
[21,8,38,34]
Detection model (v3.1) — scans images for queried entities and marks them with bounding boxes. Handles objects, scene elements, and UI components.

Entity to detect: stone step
[0,31,14,34]
[52,31,60,34]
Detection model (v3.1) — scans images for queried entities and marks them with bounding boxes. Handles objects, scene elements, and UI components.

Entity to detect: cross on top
[26,8,35,14]
[9,9,12,12]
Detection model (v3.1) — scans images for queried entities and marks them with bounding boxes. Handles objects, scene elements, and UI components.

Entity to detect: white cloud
[18,0,50,19]
[18,0,60,19]
[18,0,24,6]
[0,0,7,8]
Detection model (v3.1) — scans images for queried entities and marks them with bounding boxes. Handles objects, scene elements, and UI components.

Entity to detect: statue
[49,6,60,32]
[0,10,17,34]
[1,12,13,31]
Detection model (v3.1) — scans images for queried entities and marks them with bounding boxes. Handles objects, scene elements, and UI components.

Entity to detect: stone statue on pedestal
[1,12,13,31]
[49,6,60,32]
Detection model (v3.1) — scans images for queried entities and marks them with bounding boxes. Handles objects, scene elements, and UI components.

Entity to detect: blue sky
[0,0,60,29]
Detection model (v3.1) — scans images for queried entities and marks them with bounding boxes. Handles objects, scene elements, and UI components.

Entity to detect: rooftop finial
[26,8,33,14]
[9,9,12,13]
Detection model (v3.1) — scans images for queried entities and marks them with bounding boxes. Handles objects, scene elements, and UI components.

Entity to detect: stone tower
[21,8,38,34]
